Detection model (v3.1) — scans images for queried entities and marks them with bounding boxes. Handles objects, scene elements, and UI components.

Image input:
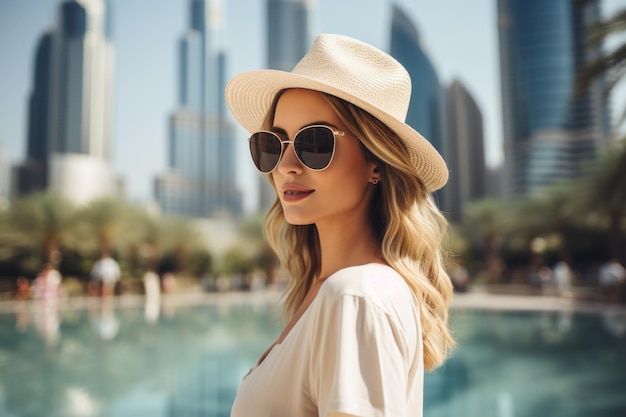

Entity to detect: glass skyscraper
[13,0,117,203]
[267,0,311,71]
[14,31,55,194]
[390,5,445,208]
[445,80,486,223]
[49,0,115,159]
[497,0,610,197]
[156,0,242,218]
[257,0,312,212]
[390,5,444,155]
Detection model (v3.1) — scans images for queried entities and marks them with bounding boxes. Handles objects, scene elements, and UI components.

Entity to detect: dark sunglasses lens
[250,132,282,173]
[295,127,335,170]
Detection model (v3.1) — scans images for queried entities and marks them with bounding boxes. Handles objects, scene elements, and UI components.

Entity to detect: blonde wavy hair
[262,90,454,371]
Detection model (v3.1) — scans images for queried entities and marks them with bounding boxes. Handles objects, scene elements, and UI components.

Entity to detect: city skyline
[12,0,118,205]
[1,0,623,212]
[155,0,242,217]
[498,0,612,197]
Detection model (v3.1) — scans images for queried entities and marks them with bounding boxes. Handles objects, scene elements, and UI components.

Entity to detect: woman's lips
[281,184,315,203]
[282,189,314,202]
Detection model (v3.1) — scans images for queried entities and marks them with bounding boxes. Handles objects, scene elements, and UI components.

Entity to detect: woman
[226,34,454,417]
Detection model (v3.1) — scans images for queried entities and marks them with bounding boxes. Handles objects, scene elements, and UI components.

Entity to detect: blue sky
[0,0,622,212]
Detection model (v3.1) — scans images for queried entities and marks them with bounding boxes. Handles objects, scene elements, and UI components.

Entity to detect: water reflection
[602,307,626,337]
[90,298,120,341]
[33,299,61,345]
[1,295,280,417]
[1,300,625,417]
[425,310,626,417]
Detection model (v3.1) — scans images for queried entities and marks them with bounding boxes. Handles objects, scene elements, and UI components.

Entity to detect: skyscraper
[267,0,311,72]
[390,5,445,206]
[155,0,242,218]
[390,5,444,154]
[13,30,54,195]
[445,80,487,223]
[257,0,312,211]
[13,0,117,204]
[497,0,610,197]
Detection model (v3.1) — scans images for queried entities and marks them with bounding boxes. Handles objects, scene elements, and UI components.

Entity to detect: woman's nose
[275,142,304,175]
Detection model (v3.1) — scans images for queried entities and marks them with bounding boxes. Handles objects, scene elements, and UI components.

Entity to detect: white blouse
[230,263,424,417]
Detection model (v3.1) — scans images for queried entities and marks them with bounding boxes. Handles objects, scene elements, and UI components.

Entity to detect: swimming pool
[0,293,624,417]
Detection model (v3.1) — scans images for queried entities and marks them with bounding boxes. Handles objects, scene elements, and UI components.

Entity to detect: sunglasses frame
[248,124,346,173]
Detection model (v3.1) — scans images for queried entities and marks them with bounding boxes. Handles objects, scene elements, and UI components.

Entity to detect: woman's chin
[283,213,314,226]
[285,218,314,226]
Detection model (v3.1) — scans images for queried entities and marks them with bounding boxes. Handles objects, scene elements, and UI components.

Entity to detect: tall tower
[13,0,117,204]
[156,0,242,218]
[13,30,54,195]
[48,0,115,158]
[445,80,487,223]
[497,0,610,197]
[257,0,312,212]
[390,5,445,206]
[267,0,311,71]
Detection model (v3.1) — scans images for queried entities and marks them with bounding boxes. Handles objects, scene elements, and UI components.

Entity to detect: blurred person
[161,272,177,294]
[90,253,121,297]
[143,267,161,301]
[143,267,161,324]
[553,261,573,297]
[87,280,101,297]
[14,276,31,300]
[215,275,231,292]
[249,272,267,292]
[599,259,625,303]
[32,263,62,345]
[450,263,470,293]
[534,265,553,294]
[161,272,178,318]
[32,263,62,302]
[225,34,454,417]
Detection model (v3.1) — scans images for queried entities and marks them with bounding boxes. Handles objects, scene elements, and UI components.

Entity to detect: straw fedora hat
[225,33,448,192]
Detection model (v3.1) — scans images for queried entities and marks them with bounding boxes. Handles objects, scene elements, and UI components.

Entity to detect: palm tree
[462,198,508,283]
[579,141,626,262]
[528,182,579,265]
[159,217,205,274]
[575,1,626,127]
[77,198,128,257]
[572,1,626,263]
[239,214,279,285]
[116,204,162,274]
[1,193,78,270]
[509,195,546,239]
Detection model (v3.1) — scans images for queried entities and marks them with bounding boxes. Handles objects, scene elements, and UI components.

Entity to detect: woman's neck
[315,218,383,281]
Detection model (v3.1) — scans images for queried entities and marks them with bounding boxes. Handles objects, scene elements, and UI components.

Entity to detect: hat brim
[225,69,448,192]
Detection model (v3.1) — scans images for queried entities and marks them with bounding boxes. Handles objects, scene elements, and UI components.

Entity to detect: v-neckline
[245,300,310,378]
[244,263,390,378]
[252,279,324,369]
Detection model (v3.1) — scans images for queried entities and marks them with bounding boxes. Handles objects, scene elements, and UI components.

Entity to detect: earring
[371,178,379,185]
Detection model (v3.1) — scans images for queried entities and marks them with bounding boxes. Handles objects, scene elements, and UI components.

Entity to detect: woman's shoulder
[320,263,415,312]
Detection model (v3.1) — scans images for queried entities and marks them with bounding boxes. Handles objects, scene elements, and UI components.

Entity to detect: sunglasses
[248,125,347,173]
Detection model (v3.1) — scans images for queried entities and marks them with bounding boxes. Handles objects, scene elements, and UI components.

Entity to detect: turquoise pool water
[0,295,624,417]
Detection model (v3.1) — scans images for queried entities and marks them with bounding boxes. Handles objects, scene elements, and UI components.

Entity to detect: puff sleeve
[310,293,413,417]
